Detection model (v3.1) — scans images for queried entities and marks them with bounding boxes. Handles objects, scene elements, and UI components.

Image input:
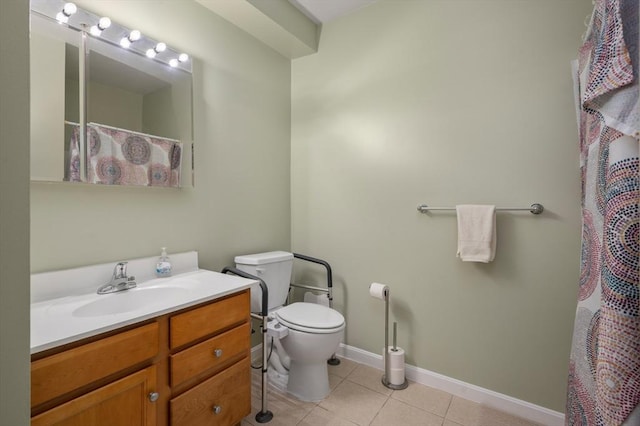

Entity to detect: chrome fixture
[30,0,191,72]
[97,261,137,294]
[417,203,545,215]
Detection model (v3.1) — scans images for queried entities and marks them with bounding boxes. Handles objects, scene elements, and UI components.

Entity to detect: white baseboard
[336,343,565,426]
[251,342,564,425]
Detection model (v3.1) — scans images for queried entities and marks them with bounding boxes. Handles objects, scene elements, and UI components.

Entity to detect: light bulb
[89,25,101,36]
[98,17,111,30]
[169,59,179,68]
[178,53,189,62]
[146,49,156,58]
[56,12,69,23]
[62,2,77,16]
[129,30,141,41]
[120,37,131,48]
[155,42,166,53]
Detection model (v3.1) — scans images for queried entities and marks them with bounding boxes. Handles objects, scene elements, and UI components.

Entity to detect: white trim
[250,342,565,426]
[335,343,565,426]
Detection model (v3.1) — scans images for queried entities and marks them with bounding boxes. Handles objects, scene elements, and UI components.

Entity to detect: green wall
[291,0,591,412]
[19,0,596,419]
[0,0,30,423]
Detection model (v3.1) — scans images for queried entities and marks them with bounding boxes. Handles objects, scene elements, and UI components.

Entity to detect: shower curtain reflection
[68,122,182,187]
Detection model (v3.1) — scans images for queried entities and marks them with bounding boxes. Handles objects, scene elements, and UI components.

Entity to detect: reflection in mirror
[30,0,194,187]
[30,12,80,182]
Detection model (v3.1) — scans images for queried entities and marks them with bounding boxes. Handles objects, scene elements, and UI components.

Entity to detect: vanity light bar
[30,0,192,73]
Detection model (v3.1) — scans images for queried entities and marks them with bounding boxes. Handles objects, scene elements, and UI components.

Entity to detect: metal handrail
[291,253,340,366]
[221,267,273,424]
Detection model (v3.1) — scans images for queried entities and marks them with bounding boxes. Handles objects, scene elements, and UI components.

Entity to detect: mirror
[30,0,194,187]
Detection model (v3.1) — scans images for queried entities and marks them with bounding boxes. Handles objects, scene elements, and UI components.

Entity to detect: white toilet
[235,251,345,402]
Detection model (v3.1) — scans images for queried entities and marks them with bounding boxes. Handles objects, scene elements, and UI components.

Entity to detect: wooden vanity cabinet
[31,289,251,426]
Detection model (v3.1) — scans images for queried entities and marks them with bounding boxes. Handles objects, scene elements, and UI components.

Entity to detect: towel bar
[417,203,544,215]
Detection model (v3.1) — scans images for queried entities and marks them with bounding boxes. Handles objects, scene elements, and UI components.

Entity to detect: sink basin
[72,286,190,317]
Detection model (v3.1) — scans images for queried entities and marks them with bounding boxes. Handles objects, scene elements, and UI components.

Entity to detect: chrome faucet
[97,262,137,295]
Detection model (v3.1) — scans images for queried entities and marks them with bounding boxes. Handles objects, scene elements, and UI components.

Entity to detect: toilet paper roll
[369,282,389,300]
[385,346,406,386]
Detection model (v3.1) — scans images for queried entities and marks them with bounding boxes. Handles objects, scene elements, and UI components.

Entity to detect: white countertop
[31,266,255,354]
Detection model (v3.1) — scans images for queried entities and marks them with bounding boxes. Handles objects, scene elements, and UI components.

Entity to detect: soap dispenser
[155,247,172,277]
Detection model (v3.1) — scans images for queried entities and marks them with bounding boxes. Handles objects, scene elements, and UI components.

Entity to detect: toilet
[235,251,345,402]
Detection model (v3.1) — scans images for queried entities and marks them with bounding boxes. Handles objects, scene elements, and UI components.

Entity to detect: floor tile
[329,372,344,390]
[245,358,540,426]
[371,398,445,426]
[328,357,358,378]
[319,380,389,426]
[445,397,484,426]
[391,380,452,417]
[346,364,393,396]
[445,397,540,426]
[298,406,360,426]
[245,370,316,426]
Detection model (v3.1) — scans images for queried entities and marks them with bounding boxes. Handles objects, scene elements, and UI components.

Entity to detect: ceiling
[195,0,380,58]
[288,0,378,23]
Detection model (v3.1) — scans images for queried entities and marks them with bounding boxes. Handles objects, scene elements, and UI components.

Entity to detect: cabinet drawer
[169,290,249,349]
[170,357,250,426]
[32,322,159,408]
[171,322,250,387]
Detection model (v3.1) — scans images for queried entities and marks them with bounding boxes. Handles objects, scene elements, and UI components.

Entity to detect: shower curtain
[566,0,639,425]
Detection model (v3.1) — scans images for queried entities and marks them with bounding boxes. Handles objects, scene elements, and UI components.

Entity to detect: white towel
[456,205,496,262]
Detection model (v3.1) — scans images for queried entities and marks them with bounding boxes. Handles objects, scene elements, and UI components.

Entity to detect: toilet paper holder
[371,283,408,390]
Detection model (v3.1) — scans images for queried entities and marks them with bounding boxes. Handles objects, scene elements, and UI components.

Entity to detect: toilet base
[287,361,330,402]
[267,367,288,393]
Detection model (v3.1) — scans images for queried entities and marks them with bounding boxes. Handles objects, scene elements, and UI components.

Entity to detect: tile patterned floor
[242,357,542,426]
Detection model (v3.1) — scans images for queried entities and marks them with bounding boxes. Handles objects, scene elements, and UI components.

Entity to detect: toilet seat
[275,302,345,334]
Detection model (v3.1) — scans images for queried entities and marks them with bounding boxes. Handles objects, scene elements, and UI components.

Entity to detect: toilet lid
[275,302,345,333]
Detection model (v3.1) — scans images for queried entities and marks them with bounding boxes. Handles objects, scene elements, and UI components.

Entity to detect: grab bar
[221,267,273,424]
[290,253,340,366]
[292,253,333,303]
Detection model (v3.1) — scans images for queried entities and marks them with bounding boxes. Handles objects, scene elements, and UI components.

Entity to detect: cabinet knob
[148,392,159,402]
[213,348,223,358]
[212,405,222,414]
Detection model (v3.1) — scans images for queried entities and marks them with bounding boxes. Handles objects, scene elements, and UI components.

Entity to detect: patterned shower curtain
[566,0,639,425]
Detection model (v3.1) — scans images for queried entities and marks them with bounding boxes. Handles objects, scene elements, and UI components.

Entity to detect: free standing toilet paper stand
[377,284,408,390]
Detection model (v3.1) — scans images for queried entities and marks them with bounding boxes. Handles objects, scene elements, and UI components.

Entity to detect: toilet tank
[234,251,294,313]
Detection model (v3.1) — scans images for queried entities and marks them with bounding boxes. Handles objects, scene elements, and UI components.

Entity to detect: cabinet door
[31,366,157,426]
